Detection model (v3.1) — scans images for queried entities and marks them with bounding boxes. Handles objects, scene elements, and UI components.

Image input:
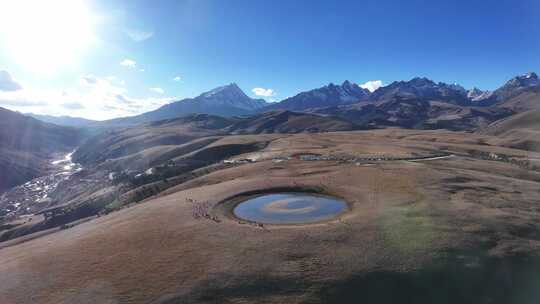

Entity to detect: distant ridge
[26,72,540,133]
[26,113,97,128]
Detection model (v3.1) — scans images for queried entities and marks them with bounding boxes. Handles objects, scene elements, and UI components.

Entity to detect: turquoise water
[233,193,347,224]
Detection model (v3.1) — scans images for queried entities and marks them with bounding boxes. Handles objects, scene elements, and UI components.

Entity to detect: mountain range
[263,80,370,111]
[64,71,540,170]
[27,72,540,131]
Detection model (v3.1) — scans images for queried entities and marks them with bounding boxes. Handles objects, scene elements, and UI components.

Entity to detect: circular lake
[233,193,348,225]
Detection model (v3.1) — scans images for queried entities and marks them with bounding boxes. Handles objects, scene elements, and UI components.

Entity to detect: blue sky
[0,0,539,119]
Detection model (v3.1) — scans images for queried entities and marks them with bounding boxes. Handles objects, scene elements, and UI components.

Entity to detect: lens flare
[0,0,97,73]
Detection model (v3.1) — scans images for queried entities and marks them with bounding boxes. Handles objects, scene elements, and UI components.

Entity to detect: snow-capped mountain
[477,72,540,106]
[106,83,268,125]
[504,72,540,88]
[263,80,370,111]
[467,87,493,102]
[200,83,267,111]
[467,87,484,100]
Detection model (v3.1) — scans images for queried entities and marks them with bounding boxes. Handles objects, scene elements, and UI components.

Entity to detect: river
[0,151,82,219]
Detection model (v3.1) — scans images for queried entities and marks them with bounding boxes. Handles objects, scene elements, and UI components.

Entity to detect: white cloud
[139,68,145,72]
[80,74,98,86]
[115,93,171,107]
[0,70,22,91]
[252,87,275,97]
[120,59,136,68]
[125,28,154,42]
[104,76,125,86]
[359,80,383,92]
[149,87,165,94]
[0,89,71,114]
[0,75,175,120]
[173,76,182,82]
[79,74,126,95]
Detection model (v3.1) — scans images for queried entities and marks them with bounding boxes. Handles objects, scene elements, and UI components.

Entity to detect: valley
[0,108,83,193]
[0,151,81,220]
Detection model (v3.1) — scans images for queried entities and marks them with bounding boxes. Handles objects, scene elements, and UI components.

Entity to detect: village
[223,151,455,165]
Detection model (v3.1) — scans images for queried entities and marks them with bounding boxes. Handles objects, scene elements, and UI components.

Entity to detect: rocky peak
[481,72,540,105]
[201,83,245,98]
[467,87,493,102]
[505,72,540,88]
[524,72,538,79]
[341,80,370,96]
[409,77,437,87]
[467,87,484,98]
[341,80,355,89]
[196,83,267,110]
[443,83,467,93]
[263,80,370,112]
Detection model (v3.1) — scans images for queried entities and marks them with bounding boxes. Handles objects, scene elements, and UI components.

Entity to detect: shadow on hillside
[154,252,540,304]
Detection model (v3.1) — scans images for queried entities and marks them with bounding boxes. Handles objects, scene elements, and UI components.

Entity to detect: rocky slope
[263,81,370,112]
[489,72,540,104]
[313,96,512,131]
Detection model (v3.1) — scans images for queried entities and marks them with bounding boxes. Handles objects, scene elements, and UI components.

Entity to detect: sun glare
[0,0,96,73]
